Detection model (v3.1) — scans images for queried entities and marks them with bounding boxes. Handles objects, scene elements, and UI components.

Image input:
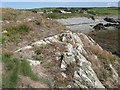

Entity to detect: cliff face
[14,31,119,88]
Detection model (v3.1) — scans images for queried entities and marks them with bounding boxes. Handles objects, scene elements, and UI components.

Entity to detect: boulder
[112,51,120,57]
[93,23,106,30]
[104,17,117,23]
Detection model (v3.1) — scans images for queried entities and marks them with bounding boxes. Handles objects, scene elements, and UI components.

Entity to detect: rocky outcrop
[93,23,106,30]
[14,31,119,88]
[104,17,117,23]
[93,17,120,31]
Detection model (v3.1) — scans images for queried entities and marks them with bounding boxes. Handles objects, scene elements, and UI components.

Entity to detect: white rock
[2,30,8,34]
[5,20,10,23]
[32,40,47,46]
[60,60,67,71]
[16,20,22,23]
[72,33,83,45]
[66,85,72,88]
[109,64,118,83]
[65,43,73,52]
[27,18,32,22]
[46,36,58,42]
[15,46,33,52]
[27,59,40,66]
[61,72,67,78]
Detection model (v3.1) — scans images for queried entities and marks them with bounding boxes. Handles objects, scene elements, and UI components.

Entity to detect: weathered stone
[104,17,117,23]
[93,23,106,30]
[109,64,118,83]
[14,31,119,88]
[61,72,67,78]
[27,59,40,66]
[60,60,67,71]
[65,43,73,52]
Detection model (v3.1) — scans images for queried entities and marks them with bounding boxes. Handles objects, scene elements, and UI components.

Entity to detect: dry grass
[33,42,75,87]
[2,8,66,52]
[88,30,119,52]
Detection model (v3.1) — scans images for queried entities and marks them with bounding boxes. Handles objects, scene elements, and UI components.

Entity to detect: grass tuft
[21,59,39,81]
[3,24,30,43]
[2,55,20,88]
[2,54,39,88]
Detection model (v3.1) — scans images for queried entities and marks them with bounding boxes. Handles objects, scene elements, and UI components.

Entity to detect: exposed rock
[32,10,37,13]
[15,46,33,53]
[27,59,40,66]
[93,23,106,30]
[2,30,8,34]
[14,31,119,88]
[109,64,118,83]
[104,23,120,29]
[104,17,117,23]
[93,17,120,30]
[112,51,120,57]
[61,72,67,78]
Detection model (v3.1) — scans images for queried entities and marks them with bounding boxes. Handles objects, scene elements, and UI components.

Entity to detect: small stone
[66,52,73,56]
[61,72,67,78]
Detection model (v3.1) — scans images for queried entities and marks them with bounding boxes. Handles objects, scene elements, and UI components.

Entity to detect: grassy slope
[2,8,66,88]
[43,7,118,19]
[88,8,118,16]
[2,54,39,88]
[45,13,90,19]
[2,8,66,52]
[88,30,119,52]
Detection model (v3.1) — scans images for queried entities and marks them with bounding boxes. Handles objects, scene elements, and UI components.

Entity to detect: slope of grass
[88,8,118,16]
[45,13,90,19]
[88,30,119,52]
[44,7,118,19]
[2,53,39,88]
[2,8,19,21]
[21,60,39,81]
[3,24,30,43]
[2,54,20,88]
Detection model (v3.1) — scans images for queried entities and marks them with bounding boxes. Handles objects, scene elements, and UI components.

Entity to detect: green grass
[3,63,19,88]
[45,13,90,19]
[44,7,118,19]
[2,13,17,21]
[3,24,30,43]
[2,53,39,88]
[21,59,39,81]
[2,54,20,88]
[88,8,118,16]
[6,24,29,34]
[2,53,15,71]
[0,36,2,44]
[109,55,118,65]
